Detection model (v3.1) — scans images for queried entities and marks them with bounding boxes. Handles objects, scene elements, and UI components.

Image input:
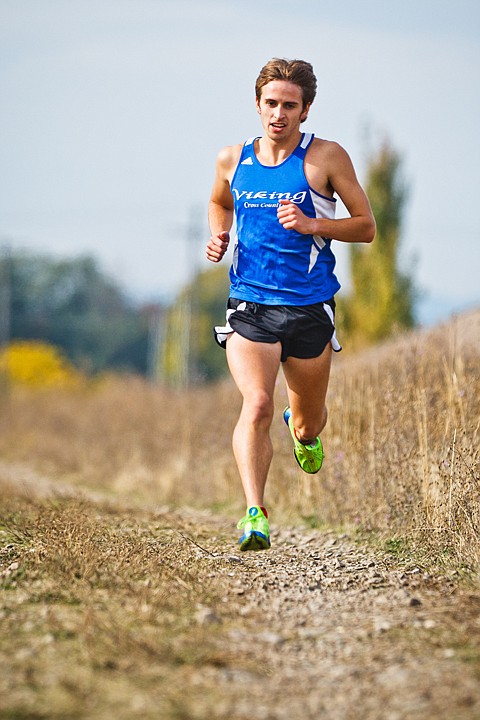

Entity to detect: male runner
[206,58,375,551]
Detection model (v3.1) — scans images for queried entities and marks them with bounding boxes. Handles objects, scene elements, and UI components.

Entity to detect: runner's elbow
[363,217,376,243]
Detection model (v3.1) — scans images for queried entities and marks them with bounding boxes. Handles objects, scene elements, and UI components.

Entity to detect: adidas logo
[241,157,253,165]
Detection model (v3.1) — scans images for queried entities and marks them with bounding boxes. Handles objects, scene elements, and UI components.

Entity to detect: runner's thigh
[282,342,332,420]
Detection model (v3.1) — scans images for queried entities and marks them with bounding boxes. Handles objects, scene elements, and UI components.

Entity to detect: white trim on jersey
[309,188,336,216]
[300,133,313,149]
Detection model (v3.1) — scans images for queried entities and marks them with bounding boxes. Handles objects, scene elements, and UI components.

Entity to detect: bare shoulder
[216,143,243,177]
[304,138,354,196]
[308,137,353,167]
[305,137,366,201]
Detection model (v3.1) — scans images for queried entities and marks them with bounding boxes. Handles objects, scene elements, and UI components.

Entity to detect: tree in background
[339,139,416,347]
[158,265,230,386]
[1,250,156,375]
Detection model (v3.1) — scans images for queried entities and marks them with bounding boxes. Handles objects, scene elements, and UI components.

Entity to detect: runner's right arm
[206,145,240,263]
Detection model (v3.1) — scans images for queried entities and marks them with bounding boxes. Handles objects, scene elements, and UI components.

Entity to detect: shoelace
[237,515,251,529]
[237,513,265,529]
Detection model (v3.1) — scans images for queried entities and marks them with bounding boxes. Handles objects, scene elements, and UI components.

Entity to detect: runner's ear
[300,102,311,122]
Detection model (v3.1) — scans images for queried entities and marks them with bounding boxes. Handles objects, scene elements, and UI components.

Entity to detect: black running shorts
[214,297,341,362]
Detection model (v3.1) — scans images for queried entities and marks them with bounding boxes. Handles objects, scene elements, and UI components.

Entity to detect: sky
[1,0,479,325]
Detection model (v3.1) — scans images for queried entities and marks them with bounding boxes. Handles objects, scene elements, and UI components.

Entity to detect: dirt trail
[1,464,479,720]
[186,518,480,720]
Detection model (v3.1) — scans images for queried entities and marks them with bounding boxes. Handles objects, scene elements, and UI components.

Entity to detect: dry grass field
[1,309,479,718]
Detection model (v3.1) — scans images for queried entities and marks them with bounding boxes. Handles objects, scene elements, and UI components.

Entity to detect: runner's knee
[242,391,274,427]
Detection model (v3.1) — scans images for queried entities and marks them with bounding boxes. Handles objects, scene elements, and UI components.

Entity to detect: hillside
[1,309,479,718]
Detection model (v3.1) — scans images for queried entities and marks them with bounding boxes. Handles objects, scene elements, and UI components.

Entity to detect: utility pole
[172,205,203,389]
[146,302,166,383]
[183,204,203,387]
[151,205,204,388]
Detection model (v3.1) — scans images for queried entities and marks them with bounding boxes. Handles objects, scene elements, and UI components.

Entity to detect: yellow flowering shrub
[0,341,84,389]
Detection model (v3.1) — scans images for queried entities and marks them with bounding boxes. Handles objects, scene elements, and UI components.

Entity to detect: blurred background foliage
[0,340,84,389]
[0,252,158,377]
[337,139,416,346]
[159,265,230,386]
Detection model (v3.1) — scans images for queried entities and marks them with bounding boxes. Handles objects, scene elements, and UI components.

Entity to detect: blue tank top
[229,133,341,305]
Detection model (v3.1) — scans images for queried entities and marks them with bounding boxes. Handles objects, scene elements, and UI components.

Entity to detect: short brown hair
[255,58,317,108]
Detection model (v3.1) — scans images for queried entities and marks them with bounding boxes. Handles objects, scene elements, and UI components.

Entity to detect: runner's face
[256,80,309,141]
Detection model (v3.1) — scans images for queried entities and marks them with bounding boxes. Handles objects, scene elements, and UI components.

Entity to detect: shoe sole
[238,532,271,552]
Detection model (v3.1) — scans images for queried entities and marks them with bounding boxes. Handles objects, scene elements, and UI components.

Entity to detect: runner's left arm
[277,142,376,244]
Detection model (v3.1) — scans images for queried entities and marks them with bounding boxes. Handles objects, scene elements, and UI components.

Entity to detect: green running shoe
[237,506,271,551]
[283,406,324,474]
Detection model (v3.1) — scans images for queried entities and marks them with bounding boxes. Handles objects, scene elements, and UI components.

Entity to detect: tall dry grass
[291,310,480,568]
[1,310,478,568]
